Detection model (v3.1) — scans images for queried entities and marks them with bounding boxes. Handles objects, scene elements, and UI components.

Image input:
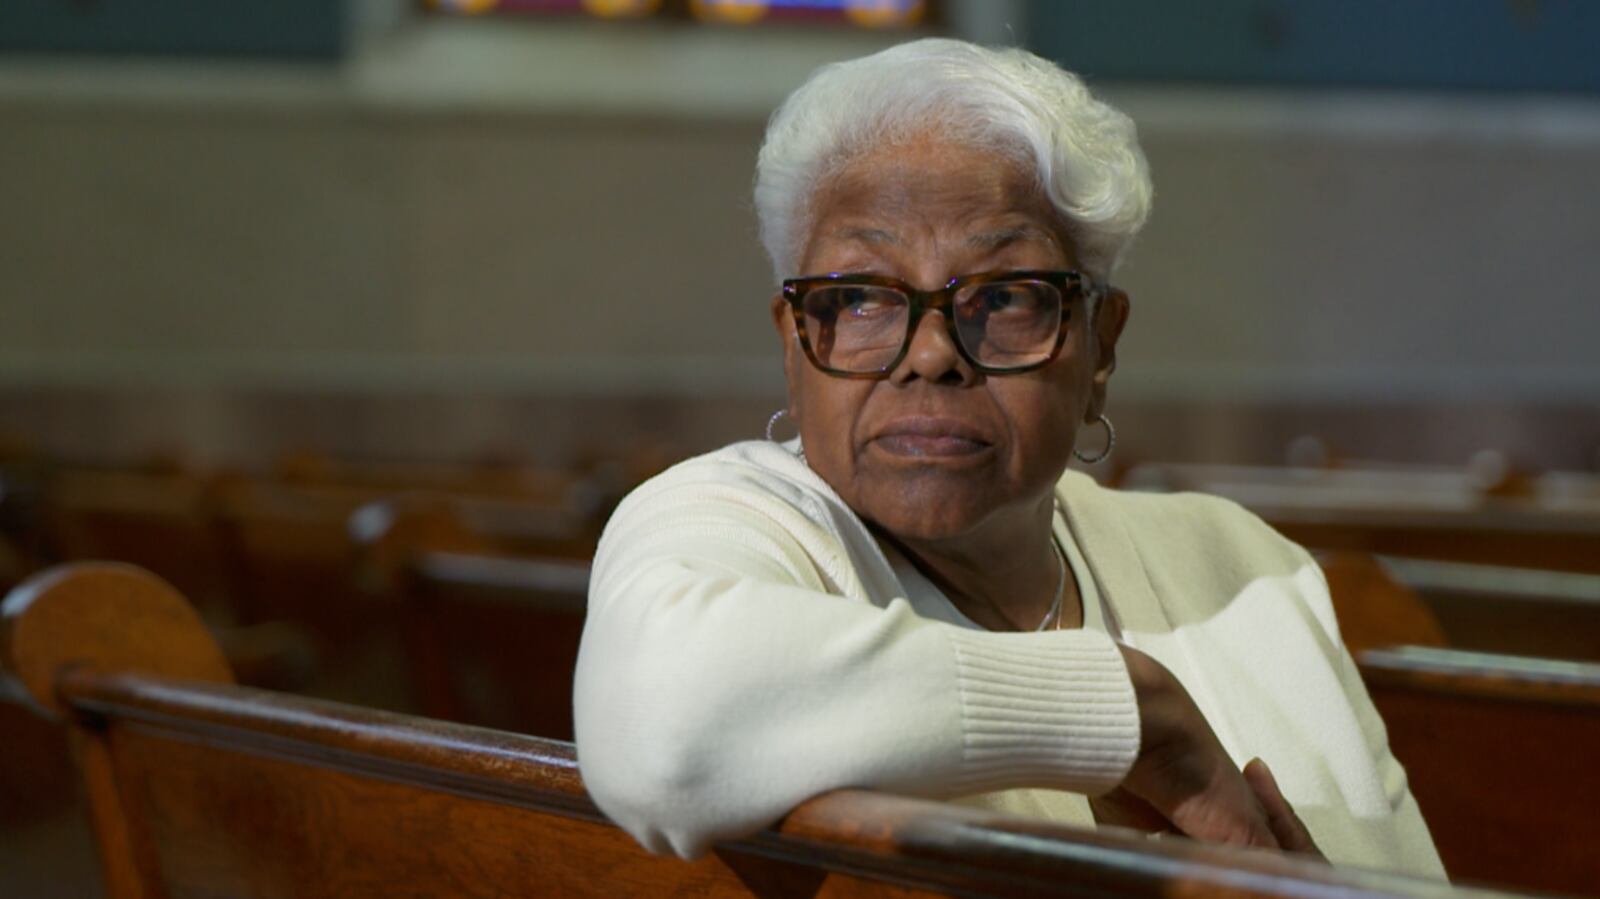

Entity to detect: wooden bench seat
[3,563,1499,899]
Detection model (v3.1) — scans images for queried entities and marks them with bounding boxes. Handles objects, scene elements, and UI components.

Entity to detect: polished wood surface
[1123,462,1600,574]
[1380,558,1600,662]
[355,501,589,738]
[44,468,235,613]
[4,563,1506,899]
[405,550,588,737]
[1318,552,1449,654]
[1,562,233,717]
[1321,552,1600,662]
[1360,646,1600,896]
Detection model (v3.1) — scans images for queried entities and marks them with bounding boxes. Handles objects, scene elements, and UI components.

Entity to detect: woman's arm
[574,474,1139,858]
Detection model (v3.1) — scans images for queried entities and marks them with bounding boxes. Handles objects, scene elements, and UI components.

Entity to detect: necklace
[1034,541,1068,631]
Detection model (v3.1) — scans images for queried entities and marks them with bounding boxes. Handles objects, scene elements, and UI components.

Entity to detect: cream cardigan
[573,440,1444,878]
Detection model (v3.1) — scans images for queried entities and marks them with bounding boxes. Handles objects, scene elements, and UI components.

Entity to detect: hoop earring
[1073,414,1115,465]
[766,409,791,443]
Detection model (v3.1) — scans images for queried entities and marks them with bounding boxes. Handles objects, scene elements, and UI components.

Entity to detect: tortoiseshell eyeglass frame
[780,269,1102,380]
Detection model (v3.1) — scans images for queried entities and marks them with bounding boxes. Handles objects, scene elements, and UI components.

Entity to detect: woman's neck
[880,496,1083,632]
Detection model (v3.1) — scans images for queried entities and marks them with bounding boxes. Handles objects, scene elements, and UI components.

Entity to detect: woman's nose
[891,310,977,386]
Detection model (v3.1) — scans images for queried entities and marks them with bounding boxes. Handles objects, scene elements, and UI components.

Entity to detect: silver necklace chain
[1034,541,1067,631]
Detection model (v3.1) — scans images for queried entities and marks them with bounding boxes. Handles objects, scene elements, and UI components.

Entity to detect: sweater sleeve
[572,471,1140,858]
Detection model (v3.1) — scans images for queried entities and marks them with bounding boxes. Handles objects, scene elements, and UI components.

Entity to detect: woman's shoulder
[1056,469,1313,576]
[1057,470,1341,648]
[595,440,883,600]
[601,440,866,556]
[618,440,829,513]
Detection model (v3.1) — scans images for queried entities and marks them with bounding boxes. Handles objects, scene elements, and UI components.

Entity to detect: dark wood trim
[53,667,1501,899]
[1360,646,1600,706]
[409,551,590,609]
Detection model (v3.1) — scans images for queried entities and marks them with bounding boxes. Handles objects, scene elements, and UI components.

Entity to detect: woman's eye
[979,286,1023,312]
[843,289,889,314]
[979,285,1045,314]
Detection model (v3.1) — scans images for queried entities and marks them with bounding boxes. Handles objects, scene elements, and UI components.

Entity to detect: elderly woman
[573,38,1443,877]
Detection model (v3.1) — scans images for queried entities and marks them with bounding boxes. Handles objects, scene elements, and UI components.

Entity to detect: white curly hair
[755,38,1152,287]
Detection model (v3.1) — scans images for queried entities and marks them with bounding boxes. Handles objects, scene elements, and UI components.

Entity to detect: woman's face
[770,136,1129,542]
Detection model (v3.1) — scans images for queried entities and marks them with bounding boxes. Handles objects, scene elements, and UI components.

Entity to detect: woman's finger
[1243,758,1326,861]
[1090,787,1175,835]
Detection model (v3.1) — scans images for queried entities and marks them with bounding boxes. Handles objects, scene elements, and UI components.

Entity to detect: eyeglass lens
[800,279,1065,373]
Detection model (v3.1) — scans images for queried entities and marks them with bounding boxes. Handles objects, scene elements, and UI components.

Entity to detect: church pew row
[1318,552,1600,663]
[2,563,1504,899]
[1359,646,1600,896]
[1272,510,1600,576]
[1300,553,1600,894]
[355,532,1600,895]
[39,467,603,712]
[1378,556,1600,663]
[351,499,589,739]
[1121,462,1600,574]
[42,462,605,610]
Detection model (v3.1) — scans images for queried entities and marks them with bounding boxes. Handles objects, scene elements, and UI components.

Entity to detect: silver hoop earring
[766,408,808,463]
[1073,414,1115,465]
[766,409,790,443]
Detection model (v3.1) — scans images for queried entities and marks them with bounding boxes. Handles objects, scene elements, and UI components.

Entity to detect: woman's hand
[1102,645,1320,854]
[1243,757,1326,860]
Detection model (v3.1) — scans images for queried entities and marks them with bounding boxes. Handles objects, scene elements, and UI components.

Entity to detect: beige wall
[3,26,1599,467]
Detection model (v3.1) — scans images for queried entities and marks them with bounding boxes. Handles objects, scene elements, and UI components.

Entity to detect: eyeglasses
[781,270,1100,379]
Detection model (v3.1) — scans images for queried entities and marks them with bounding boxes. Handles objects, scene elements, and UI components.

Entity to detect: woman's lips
[873,419,992,458]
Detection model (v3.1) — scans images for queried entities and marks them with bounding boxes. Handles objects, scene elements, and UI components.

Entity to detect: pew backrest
[1359,646,1600,896]
[2,563,1498,899]
[1317,552,1448,654]
[1122,462,1600,573]
[1379,557,1600,662]
[44,468,234,611]
[354,501,589,738]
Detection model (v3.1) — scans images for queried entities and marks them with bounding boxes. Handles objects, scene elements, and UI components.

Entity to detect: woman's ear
[1087,288,1131,421]
[770,294,803,417]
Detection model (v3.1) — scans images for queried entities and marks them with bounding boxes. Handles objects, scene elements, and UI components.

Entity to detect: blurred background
[1,0,1597,475]
[3,2,1599,896]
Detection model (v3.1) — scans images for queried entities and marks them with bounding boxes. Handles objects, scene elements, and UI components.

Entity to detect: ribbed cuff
[944,628,1139,796]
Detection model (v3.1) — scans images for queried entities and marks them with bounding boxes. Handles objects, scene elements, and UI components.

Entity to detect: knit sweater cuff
[943,627,1139,796]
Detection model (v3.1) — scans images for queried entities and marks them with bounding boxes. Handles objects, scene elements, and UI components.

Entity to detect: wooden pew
[1317,552,1450,655]
[1321,552,1600,662]
[273,452,614,558]
[273,450,604,505]
[1360,646,1600,896]
[1378,557,1600,663]
[1322,551,1600,891]
[2,563,1503,899]
[209,477,596,710]
[44,467,235,614]
[353,502,589,739]
[1122,462,1600,574]
[359,534,1600,893]
[0,451,48,593]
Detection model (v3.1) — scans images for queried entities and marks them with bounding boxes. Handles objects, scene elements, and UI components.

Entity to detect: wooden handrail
[1379,556,1600,608]
[409,551,589,608]
[42,669,1487,899]
[3,564,1524,898]
[1360,646,1600,705]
